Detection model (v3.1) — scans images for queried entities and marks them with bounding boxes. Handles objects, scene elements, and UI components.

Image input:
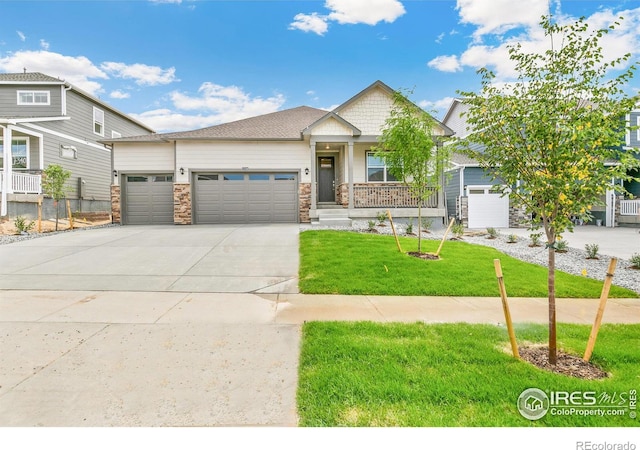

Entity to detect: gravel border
[0,223,121,246]
[302,220,640,295]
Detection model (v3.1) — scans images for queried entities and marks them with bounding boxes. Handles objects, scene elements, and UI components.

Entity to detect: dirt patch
[0,217,112,235]
[519,345,609,380]
[407,251,440,260]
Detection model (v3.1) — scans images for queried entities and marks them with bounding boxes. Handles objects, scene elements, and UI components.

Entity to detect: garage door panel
[195,172,297,224]
[467,190,509,229]
[124,174,173,225]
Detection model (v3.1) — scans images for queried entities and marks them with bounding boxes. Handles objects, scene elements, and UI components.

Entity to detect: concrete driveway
[0,224,300,293]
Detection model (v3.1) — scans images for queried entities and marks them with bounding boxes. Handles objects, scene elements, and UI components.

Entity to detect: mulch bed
[407,251,440,260]
[519,345,609,380]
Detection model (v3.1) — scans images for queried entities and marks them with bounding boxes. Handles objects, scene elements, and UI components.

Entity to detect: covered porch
[1,124,44,215]
[307,139,446,224]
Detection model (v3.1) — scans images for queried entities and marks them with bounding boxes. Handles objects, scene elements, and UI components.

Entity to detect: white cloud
[136,82,287,132]
[428,3,640,83]
[16,31,26,42]
[456,0,548,39]
[110,90,130,99]
[427,55,462,73]
[419,97,456,118]
[290,0,405,36]
[39,39,50,50]
[326,0,405,25]
[100,62,178,86]
[0,50,107,95]
[289,13,329,35]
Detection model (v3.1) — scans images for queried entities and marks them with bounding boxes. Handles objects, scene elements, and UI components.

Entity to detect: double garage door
[123,172,298,225]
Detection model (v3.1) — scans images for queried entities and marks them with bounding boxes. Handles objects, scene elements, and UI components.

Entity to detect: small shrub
[367,220,377,231]
[451,222,464,238]
[376,211,387,226]
[529,232,542,247]
[585,243,599,259]
[14,216,35,234]
[406,219,414,235]
[486,227,498,239]
[555,239,569,253]
[421,217,433,232]
[629,253,640,269]
[507,234,518,243]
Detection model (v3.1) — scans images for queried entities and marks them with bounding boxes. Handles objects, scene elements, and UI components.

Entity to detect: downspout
[62,84,72,116]
[459,166,465,220]
[1,125,13,216]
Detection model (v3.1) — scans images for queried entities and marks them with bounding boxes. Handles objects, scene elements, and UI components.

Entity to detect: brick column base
[173,183,192,225]
[110,185,121,224]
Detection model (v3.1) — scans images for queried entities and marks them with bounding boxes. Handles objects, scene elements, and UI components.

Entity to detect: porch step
[312,208,353,227]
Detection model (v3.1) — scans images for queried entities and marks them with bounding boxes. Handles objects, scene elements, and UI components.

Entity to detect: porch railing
[0,172,42,194]
[353,184,438,208]
[620,199,640,216]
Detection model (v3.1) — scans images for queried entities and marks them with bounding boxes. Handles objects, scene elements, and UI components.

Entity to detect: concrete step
[312,217,353,227]
[316,208,350,217]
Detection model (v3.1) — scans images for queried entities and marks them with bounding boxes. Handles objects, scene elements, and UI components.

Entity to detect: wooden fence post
[494,259,519,359]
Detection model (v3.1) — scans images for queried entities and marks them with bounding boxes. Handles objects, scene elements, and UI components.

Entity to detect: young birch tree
[457,16,639,364]
[374,89,449,253]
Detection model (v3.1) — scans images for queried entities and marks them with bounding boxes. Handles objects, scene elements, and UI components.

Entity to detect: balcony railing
[0,172,42,194]
[353,184,439,208]
[620,199,640,216]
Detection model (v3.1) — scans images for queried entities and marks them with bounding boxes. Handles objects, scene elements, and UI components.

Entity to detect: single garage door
[194,172,298,224]
[467,186,509,229]
[123,174,174,225]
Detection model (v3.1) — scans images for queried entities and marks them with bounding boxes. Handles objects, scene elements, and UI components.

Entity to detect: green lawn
[297,322,640,426]
[299,231,638,298]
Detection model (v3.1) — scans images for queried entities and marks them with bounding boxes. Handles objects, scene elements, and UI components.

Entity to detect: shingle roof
[105,106,329,143]
[0,72,65,83]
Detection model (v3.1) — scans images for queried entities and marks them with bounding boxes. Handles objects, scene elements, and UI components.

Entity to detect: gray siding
[464,167,500,186]
[629,111,640,148]
[0,83,63,117]
[444,168,460,219]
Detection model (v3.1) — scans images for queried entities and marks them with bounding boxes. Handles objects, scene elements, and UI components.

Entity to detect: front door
[318,157,335,203]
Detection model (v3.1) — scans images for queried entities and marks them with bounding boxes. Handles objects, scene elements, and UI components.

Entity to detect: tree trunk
[417,204,422,253]
[548,243,557,365]
[54,200,59,231]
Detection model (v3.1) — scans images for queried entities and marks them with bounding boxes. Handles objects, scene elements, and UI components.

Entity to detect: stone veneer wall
[299,182,311,223]
[173,183,192,225]
[110,185,121,224]
[509,203,529,228]
[458,196,468,227]
[337,183,349,207]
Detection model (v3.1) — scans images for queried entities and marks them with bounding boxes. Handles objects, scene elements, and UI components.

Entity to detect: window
[366,152,397,182]
[0,138,28,169]
[17,90,50,105]
[197,174,219,181]
[275,174,295,181]
[93,107,105,136]
[223,174,244,181]
[127,176,148,182]
[249,174,269,181]
[152,175,173,182]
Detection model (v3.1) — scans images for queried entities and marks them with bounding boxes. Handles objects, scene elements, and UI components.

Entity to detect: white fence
[620,199,640,216]
[0,172,42,194]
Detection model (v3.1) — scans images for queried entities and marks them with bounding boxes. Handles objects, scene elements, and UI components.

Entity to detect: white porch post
[310,140,317,211]
[1,126,13,216]
[347,141,354,209]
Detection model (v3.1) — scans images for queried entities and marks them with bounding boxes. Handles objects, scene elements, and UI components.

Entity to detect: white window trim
[17,90,51,106]
[366,151,397,183]
[93,107,105,137]
[0,137,29,170]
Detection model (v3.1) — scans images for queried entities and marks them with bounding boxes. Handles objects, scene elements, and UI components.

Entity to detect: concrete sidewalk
[1,290,638,427]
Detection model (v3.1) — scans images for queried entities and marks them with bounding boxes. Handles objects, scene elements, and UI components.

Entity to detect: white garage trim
[466,185,509,229]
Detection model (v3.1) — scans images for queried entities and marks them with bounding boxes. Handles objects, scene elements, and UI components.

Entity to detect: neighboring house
[105,80,454,226]
[0,71,154,218]
[621,109,640,227]
[442,98,517,229]
[442,98,639,229]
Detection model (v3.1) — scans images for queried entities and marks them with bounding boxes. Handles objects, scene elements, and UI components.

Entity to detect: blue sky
[1,0,639,132]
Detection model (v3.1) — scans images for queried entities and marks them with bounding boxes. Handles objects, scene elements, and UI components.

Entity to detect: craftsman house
[106,80,453,225]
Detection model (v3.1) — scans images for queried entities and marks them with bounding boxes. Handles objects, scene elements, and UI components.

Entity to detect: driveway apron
[0,224,301,426]
[0,224,300,293]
